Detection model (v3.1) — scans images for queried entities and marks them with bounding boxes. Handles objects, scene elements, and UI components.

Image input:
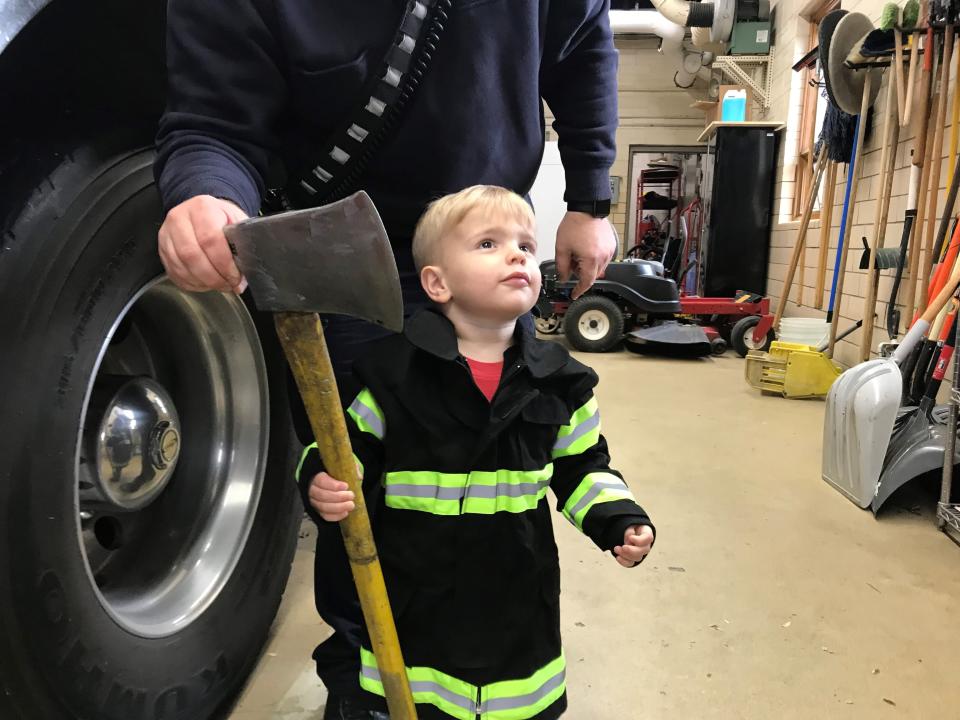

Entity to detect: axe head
[225,192,403,332]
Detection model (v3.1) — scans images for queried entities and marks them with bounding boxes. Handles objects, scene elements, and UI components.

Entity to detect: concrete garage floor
[230,348,960,719]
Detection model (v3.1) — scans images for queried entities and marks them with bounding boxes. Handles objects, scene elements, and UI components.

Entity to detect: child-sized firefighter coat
[297,308,655,720]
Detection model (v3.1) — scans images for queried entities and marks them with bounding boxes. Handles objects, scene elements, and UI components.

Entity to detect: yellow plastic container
[744,341,842,399]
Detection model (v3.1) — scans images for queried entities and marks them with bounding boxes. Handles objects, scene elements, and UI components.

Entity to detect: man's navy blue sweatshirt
[155,0,618,239]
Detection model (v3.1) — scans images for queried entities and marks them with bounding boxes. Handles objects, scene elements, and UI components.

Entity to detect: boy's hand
[614,525,654,567]
[308,472,356,522]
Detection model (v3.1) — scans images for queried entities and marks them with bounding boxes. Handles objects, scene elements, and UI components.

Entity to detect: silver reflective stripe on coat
[482,668,566,714]
[552,411,599,452]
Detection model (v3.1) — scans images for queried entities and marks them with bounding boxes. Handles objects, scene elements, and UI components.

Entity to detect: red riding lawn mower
[534,259,775,357]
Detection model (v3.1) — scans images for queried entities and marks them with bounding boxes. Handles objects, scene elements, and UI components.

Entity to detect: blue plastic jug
[721,89,747,122]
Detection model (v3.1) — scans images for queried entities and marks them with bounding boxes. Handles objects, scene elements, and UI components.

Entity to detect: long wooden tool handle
[895,26,907,125]
[921,251,960,325]
[861,74,901,361]
[919,27,954,312]
[274,312,418,720]
[903,13,924,127]
[950,42,960,187]
[903,37,937,330]
[815,160,838,309]
[828,72,873,357]
[775,144,827,328]
[913,27,936,161]
[894,245,960,364]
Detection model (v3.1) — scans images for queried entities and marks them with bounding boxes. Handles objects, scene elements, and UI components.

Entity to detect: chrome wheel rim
[75,277,269,638]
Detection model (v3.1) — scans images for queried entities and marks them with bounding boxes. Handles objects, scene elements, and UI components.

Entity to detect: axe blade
[225,192,404,332]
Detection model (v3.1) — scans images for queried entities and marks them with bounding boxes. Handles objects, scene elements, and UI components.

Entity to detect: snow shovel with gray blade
[873,312,960,512]
[822,259,960,507]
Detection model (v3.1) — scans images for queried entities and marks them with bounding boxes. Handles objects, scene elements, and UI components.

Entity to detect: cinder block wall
[544,36,706,243]
[768,0,953,367]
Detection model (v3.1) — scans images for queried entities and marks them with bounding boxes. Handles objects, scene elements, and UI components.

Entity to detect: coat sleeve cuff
[156,145,263,217]
[563,166,612,203]
[601,515,656,564]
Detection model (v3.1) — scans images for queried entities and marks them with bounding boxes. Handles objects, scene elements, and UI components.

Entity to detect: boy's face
[422,206,542,322]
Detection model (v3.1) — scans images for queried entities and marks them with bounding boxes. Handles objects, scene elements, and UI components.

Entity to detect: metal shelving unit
[938,504,960,544]
[712,53,774,111]
[939,318,960,547]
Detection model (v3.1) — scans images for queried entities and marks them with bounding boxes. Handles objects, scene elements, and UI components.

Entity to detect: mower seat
[623,258,665,277]
[538,258,665,279]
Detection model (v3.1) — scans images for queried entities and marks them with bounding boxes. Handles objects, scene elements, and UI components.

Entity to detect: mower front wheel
[564,296,624,352]
[731,315,775,357]
[535,314,563,335]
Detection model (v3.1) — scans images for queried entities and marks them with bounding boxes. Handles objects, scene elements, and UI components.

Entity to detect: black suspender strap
[273,0,451,211]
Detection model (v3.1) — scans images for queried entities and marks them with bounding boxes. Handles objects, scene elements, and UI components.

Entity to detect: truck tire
[0,140,302,720]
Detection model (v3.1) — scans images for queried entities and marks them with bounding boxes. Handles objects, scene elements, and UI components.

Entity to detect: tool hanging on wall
[901,25,937,331]
[888,2,909,124]
[821,10,883,356]
[861,68,902,361]
[815,159,839,309]
[926,152,960,284]
[917,25,955,313]
[950,36,960,186]
[776,144,828,328]
[903,0,926,127]
[817,8,863,335]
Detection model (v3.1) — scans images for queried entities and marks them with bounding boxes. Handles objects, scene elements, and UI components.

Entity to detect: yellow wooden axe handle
[274,311,417,720]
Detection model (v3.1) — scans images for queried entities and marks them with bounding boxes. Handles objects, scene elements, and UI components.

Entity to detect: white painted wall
[529,141,566,262]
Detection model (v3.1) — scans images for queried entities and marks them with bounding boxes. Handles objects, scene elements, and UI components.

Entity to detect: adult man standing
[155,2,619,717]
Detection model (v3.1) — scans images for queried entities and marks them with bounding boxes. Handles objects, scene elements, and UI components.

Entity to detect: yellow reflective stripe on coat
[551,396,600,458]
[359,647,565,720]
[481,653,566,720]
[360,646,476,719]
[295,442,363,480]
[347,387,385,440]
[562,472,635,530]
[383,465,552,515]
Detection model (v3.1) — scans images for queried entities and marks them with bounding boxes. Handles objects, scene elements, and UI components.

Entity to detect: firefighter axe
[225,191,415,719]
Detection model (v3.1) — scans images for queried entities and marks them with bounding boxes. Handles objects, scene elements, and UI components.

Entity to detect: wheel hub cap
[579,309,610,340]
[85,377,181,511]
[76,277,269,638]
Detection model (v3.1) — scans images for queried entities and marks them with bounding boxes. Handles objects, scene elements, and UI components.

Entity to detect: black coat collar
[404,307,568,378]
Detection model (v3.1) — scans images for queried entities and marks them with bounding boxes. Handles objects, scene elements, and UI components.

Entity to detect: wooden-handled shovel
[226,193,417,719]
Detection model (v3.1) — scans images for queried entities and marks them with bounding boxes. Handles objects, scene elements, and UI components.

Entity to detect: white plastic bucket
[779,318,829,348]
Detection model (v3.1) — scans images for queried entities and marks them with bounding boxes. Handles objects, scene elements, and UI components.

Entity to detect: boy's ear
[420,265,452,304]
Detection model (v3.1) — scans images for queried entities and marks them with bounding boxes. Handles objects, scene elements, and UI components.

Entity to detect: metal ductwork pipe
[649,0,715,28]
[692,26,727,54]
[609,10,712,94]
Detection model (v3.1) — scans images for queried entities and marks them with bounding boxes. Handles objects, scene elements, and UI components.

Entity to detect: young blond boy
[299,185,654,720]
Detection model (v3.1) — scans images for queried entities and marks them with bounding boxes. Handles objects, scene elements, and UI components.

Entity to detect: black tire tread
[730,315,774,357]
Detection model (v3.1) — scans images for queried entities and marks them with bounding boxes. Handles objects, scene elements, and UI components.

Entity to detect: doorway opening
[626,145,706,295]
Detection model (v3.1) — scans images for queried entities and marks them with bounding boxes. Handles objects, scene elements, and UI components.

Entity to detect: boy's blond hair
[412,185,536,271]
